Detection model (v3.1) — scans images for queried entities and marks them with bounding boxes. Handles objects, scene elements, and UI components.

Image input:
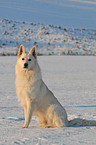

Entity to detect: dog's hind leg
[36,113,49,127]
[46,105,68,128]
[23,100,34,128]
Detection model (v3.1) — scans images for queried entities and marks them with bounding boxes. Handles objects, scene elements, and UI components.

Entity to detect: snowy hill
[0,0,96,55]
[0,19,96,56]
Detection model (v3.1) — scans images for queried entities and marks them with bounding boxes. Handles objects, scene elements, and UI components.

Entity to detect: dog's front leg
[23,100,34,128]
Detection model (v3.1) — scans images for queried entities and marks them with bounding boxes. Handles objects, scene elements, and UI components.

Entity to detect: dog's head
[17,44,37,70]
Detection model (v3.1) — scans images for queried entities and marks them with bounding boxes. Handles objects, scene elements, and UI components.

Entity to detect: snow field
[0,19,96,56]
[0,56,96,145]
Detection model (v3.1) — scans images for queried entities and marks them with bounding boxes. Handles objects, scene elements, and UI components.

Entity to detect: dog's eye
[28,59,31,61]
[22,58,25,60]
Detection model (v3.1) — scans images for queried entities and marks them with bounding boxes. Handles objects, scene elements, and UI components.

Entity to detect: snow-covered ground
[0,56,96,145]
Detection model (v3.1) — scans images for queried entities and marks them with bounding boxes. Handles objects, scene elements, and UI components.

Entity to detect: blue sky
[0,0,96,28]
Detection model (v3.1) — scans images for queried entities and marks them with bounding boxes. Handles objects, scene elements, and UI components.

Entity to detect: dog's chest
[16,75,41,100]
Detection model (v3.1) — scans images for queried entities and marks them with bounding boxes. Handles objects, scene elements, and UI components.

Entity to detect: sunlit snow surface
[0,0,96,56]
[0,19,96,56]
[0,56,96,145]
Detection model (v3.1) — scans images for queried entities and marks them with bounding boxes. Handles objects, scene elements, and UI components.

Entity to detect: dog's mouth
[23,67,29,71]
[24,66,28,69]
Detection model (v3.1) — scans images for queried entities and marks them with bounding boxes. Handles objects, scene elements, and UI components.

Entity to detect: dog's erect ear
[18,44,25,56]
[29,46,37,58]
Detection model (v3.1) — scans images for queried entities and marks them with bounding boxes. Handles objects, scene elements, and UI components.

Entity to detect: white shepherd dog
[15,45,96,128]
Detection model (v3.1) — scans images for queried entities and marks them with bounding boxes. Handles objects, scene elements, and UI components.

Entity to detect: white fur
[15,45,96,128]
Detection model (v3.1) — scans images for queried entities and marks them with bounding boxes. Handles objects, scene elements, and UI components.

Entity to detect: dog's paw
[40,124,52,128]
[45,126,51,128]
[21,125,28,128]
[21,126,28,128]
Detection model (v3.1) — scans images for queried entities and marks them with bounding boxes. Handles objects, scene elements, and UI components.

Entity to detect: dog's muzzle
[24,63,28,68]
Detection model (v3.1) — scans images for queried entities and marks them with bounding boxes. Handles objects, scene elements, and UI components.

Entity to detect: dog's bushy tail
[68,118,96,127]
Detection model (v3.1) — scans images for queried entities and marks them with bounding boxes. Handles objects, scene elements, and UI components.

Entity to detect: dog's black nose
[24,63,28,68]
